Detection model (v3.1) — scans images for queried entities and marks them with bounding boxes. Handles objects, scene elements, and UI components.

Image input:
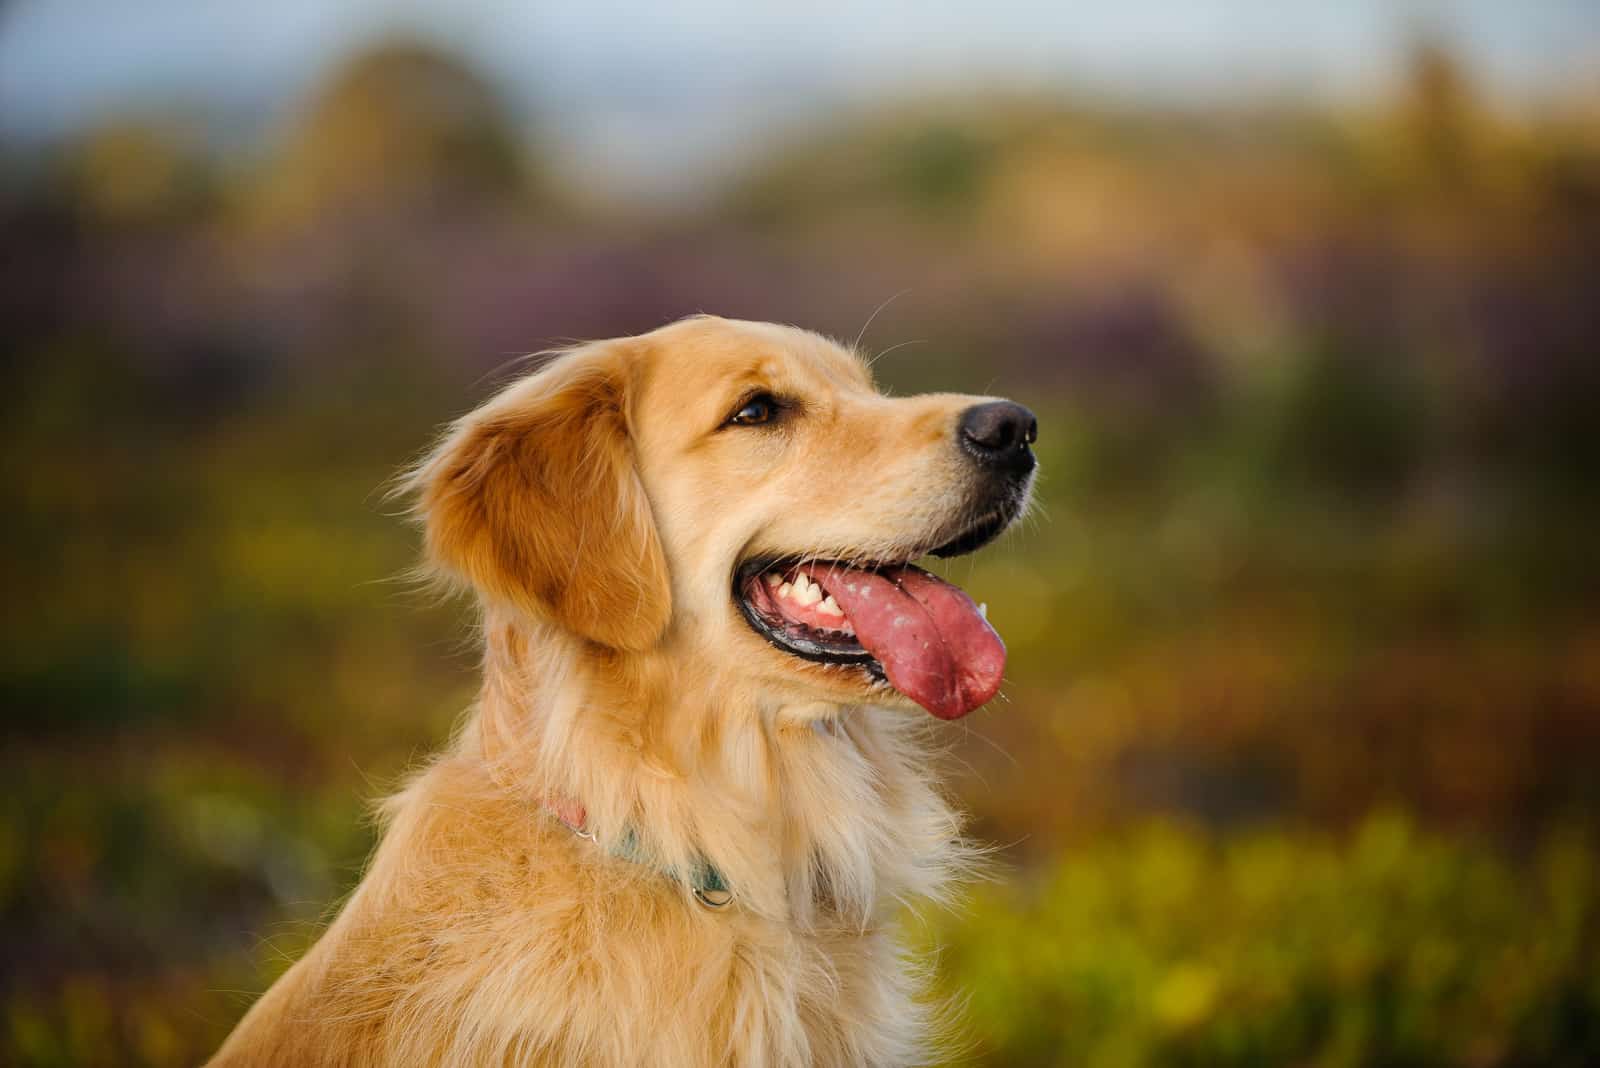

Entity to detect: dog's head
[413,316,1035,720]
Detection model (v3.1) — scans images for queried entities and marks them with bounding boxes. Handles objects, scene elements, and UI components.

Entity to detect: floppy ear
[410,343,671,651]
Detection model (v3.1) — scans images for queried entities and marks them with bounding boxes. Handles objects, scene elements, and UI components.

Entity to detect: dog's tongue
[823,564,1005,719]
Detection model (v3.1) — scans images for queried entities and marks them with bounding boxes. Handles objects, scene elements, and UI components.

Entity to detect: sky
[2,1,1596,198]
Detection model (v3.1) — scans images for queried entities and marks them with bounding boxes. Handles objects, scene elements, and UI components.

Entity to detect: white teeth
[782,571,824,606]
[771,569,836,611]
[977,602,988,619]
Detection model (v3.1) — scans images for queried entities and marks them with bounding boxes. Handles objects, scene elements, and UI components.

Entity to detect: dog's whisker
[865,337,926,369]
[852,288,910,354]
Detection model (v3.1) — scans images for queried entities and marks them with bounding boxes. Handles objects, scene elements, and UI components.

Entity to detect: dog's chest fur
[213,691,967,1068]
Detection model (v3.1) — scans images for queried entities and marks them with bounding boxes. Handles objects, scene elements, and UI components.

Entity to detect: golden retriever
[209,315,1037,1066]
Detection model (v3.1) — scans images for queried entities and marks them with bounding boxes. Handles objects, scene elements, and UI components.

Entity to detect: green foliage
[888,124,991,218]
[925,815,1600,1067]
[1232,340,1433,507]
[250,34,534,228]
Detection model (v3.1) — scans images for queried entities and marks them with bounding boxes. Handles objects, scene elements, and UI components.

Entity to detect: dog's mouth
[734,517,1013,720]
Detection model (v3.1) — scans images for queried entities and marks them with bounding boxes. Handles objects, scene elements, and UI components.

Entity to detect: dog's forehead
[646,317,873,396]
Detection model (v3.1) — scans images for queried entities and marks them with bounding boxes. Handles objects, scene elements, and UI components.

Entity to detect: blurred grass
[924,813,1600,1068]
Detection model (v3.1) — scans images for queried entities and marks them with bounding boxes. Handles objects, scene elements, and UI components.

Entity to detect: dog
[209,315,1037,1066]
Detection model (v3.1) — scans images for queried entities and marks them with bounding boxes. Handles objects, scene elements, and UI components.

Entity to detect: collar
[543,796,733,909]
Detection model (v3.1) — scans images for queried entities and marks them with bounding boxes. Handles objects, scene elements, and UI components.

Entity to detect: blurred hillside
[3,32,1598,1067]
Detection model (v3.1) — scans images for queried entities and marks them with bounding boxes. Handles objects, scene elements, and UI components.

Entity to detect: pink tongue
[821,565,1005,719]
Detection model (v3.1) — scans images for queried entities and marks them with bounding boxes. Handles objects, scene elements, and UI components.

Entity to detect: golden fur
[210,316,1027,1067]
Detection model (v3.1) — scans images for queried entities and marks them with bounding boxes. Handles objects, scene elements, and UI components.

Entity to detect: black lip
[734,558,885,673]
[928,480,1030,558]
[928,509,1011,558]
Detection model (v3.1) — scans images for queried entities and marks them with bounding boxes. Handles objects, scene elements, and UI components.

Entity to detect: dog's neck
[461,611,969,927]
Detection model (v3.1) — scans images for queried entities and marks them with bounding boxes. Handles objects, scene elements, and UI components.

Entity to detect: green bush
[925,813,1599,1067]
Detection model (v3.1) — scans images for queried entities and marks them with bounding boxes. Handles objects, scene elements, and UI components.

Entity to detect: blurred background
[3,2,1599,1064]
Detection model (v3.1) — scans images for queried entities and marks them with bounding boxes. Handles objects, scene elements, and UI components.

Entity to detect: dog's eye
[728,394,779,427]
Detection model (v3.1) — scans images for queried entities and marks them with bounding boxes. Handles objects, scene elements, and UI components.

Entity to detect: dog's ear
[410,342,670,651]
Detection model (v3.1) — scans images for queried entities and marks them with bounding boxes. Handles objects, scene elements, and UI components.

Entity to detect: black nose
[958,401,1037,474]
